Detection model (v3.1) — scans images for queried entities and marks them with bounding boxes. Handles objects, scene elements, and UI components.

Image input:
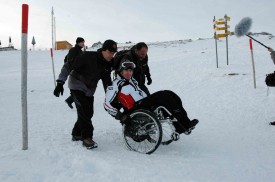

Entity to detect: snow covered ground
[1,35,275,182]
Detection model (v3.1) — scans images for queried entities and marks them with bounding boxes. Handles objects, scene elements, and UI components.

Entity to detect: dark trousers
[139,84,150,96]
[134,90,191,133]
[65,95,74,104]
[70,90,94,139]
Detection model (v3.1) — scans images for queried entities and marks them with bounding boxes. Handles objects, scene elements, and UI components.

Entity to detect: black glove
[115,111,131,125]
[147,76,152,85]
[53,81,64,97]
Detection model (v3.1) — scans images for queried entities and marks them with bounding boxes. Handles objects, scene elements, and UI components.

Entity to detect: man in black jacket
[122,42,152,95]
[64,37,85,109]
[53,39,117,149]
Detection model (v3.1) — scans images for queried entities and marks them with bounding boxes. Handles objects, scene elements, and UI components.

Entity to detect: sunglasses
[107,47,117,53]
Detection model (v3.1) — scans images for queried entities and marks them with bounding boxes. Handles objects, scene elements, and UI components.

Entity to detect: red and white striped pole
[21,4,29,150]
[50,48,56,87]
[249,39,256,89]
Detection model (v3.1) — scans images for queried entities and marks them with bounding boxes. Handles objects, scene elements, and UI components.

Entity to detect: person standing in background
[64,37,85,109]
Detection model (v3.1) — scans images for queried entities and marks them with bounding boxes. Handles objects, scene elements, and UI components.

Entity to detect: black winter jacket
[64,44,83,63]
[57,49,113,96]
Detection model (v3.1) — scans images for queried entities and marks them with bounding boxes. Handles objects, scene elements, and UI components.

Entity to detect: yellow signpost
[213,14,231,68]
[215,32,231,38]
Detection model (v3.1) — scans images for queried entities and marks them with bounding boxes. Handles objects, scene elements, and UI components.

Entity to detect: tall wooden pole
[51,7,54,50]
[21,4,29,150]
[225,14,229,65]
[213,16,219,68]
[54,16,57,50]
[249,39,256,89]
[50,48,56,87]
[51,7,56,87]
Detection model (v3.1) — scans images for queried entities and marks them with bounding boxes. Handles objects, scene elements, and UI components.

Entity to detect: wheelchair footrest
[183,126,195,135]
[171,132,180,141]
[161,132,180,145]
[161,140,173,145]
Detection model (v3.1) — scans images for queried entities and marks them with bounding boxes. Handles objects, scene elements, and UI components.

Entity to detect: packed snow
[1,35,275,182]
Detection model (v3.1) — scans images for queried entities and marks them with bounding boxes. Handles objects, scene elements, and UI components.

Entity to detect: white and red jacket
[104,75,147,117]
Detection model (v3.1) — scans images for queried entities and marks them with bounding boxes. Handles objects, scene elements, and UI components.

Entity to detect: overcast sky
[1,0,275,49]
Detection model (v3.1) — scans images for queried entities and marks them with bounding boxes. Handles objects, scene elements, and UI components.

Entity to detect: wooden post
[249,39,256,88]
[225,14,229,65]
[213,16,219,68]
[50,48,56,87]
[51,7,55,50]
[21,4,29,150]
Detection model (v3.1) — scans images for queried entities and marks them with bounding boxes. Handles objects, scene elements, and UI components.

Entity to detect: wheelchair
[122,106,181,154]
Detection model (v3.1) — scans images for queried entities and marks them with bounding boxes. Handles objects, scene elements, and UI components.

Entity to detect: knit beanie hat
[76,37,85,43]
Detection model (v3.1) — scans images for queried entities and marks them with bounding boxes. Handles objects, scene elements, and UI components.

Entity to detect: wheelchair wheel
[122,109,162,154]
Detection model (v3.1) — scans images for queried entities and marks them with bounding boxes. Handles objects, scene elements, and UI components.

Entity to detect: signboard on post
[213,14,231,68]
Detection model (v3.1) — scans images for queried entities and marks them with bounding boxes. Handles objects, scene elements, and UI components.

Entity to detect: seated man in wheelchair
[104,59,199,135]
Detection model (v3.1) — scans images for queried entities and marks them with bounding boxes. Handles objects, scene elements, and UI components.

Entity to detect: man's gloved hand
[147,76,152,85]
[53,81,64,97]
[115,111,131,125]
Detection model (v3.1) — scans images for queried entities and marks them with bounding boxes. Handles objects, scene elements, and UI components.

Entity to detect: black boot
[174,119,199,135]
[188,119,199,129]
[270,121,275,125]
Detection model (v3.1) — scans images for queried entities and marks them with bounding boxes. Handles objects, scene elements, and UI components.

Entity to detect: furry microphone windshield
[235,17,269,48]
[235,17,252,37]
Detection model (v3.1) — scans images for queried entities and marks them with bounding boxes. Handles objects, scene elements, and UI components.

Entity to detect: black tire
[122,109,162,154]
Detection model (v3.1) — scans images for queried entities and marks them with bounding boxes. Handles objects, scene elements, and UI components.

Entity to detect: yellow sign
[216,34,227,39]
[215,27,226,31]
[215,21,225,25]
[215,32,231,39]
[214,25,230,31]
[224,16,231,21]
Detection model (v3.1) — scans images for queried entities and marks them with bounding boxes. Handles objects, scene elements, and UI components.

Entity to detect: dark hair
[135,42,148,50]
[102,39,117,52]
